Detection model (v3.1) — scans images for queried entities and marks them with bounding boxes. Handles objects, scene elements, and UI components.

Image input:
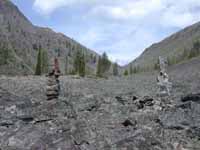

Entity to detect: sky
[11,0,200,65]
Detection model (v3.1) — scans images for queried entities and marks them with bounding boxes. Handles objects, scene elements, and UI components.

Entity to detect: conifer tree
[129,64,133,75]
[79,53,85,77]
[74,50,81,73]
[65,56,68,75]
[0,48,9,65]
[35,47,48,75]
[124,70,128,76]
[101,52,111,74]
[35,48,42,75]
[96,52,111,77]
[41,49,48,73]
[113,62,119,76]
[189,40,200,58]
[73,50,86,77]
[133,67,137,74]
[93,55,96,64]
[96,56,102,77]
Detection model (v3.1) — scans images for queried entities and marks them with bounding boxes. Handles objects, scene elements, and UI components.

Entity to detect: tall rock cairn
[157,56,172,97]
[46,71,60,101]
[46,56,61,101]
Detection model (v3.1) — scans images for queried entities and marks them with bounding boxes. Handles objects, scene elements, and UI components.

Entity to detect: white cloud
[159,0,200,28]
[33,0,84,15]
[87,0,200,27]
[33,0,66,15]
[87,0,163,21]
[33,0,103,15]
[33,0,200,26]
[161,12,199,28]
[32,0,200,65]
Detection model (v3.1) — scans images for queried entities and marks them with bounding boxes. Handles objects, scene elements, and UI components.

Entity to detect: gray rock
[0,69,200,150]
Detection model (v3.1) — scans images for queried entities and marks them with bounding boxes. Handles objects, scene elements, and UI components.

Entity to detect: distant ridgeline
[125,21,200,76]
[125,39,200,75]
[121,38,200,76]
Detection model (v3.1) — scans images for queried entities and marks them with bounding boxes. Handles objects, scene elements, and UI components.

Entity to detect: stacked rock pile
[46,75,59,101]
[157,56,172,97]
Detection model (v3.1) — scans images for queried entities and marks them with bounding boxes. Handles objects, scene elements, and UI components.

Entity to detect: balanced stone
[157,56,172,97]
[46,73,60,101]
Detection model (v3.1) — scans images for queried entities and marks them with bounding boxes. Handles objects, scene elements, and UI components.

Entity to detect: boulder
[181,93,200,103]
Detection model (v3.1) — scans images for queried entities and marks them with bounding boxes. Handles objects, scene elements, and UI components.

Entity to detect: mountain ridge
[125,21,200,71]
[0,0,100,75]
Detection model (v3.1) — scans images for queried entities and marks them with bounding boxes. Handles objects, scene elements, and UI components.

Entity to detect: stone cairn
[46,55,61,101]
[46,71,60,101]
[157,56,172,97]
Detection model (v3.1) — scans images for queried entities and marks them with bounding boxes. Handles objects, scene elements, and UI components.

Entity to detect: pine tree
[65,56,68,75]
[79,53,85,77]
[113,62,118,76]
[129,64,133,75]
[41,49,48,74]
[133,67,137,74]
[189,40,200,58]
[35,47,48,75]
[0,48,9,65]
[35,48,42,75]
[93,55,96,64]
[102,52,111,71]
[96,52,111,77]
[101,52,111,76]
[124,70,128,76]
[73,50,85,77]
[74,50,81,73]
[96,56,102,77]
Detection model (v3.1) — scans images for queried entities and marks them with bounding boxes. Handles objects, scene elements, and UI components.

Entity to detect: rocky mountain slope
[0,56,200,149]
[0,0,99,75]
[125,22,200,71]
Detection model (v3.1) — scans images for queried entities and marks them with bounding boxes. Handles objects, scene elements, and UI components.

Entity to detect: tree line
[167,39,200,66]
[34,39,200,77]
[34,46,119,77]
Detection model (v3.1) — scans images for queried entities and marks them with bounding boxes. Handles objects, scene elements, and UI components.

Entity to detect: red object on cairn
[54,57,59,73]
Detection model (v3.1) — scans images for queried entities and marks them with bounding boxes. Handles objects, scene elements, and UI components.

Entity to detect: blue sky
[11,0,200,65]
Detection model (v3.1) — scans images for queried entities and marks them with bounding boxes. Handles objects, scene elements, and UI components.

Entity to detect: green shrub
[124,70,128,76]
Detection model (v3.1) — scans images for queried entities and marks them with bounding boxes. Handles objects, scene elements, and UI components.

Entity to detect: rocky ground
[0,57,200,150]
